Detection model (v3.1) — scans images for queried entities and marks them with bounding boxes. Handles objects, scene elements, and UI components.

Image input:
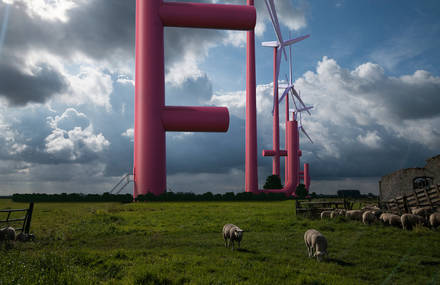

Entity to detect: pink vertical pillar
[272,48,280,177]
[287,119,298,189]
[134,0,166,198]
[284,90,289,185]
[304,163,310,191]
[246,0,258,193]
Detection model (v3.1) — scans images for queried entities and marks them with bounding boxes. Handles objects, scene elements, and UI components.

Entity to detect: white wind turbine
[262,0,309,114]
[291,106,314,144]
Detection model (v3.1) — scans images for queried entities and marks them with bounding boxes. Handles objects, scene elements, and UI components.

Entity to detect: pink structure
[134,0,309,197]
[134,0,256,197]
[261,48,287,177]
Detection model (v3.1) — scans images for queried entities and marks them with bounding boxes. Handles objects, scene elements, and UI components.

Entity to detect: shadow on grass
[236,248,258,254]
[327,258,354,267]
[420,260,440,266]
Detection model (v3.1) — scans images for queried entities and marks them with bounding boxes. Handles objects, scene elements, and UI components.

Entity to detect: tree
[295,184,308,199]
[263,175,283,189]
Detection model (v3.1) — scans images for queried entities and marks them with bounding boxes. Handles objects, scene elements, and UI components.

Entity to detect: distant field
[0,199,439,284]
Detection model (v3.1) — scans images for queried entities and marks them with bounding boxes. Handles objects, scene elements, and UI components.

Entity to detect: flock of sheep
[222,223,328,262]
[320,205,440,230]
[222,205,439,263]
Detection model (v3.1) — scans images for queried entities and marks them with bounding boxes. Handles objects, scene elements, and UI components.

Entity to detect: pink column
[288,119,299,189]
[285,90,289,185]
[272,48,280,177]
[245,0,258,193]
[134,0,166,198]
[304,163,310,191]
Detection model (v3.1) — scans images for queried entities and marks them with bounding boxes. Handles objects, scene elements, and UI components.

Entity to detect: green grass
[0,199,439,284]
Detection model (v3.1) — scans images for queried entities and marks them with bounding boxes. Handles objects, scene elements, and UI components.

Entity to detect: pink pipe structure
[284,87,289,185]
[245,0,259,193]
[134,0,256,197]
[261,117,299,195]
[262,48,286,177]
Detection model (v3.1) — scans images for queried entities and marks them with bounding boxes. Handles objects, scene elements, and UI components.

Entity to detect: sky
[0,0,439,195]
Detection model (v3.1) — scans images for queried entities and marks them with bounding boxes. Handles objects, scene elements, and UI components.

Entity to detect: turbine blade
[262,41,279,47]
[264,0,282,45]
[301,126,314,144]
[268,0,284,44]
[284,34,310,47]
[291,87,310,114]
[289,39,293,84]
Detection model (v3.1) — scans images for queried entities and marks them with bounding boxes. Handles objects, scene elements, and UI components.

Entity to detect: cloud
[0,55,68,106]
[44,108,110,162]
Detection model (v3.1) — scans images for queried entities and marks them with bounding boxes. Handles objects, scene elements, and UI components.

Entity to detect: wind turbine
[262,0,309,177]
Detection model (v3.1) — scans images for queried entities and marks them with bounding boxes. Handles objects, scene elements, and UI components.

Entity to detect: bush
[263,175,283,189]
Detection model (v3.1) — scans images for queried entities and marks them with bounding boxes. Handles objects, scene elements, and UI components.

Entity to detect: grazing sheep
[389,214,402,228]
[222,224,244,251]
[411,207,433,219]
[362,211,377,225]
[304,229,328,262]
[401,214,425,230]
[380,213,401,227]
[429,213,440,229]
[330,209,346,219]
[0,227,16,249]
[345,210,364,221]
[320,211,332,219]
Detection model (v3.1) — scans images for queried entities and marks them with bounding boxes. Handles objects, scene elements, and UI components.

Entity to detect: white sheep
[304,229,328,262]
[429,213,440,229]
[345,210,364,221]
[362,211,377,225]
[222,224,244,251]
[320,210,332,219]
[0,227,16,249]
[380,213,401,228]
[401,214,425,230]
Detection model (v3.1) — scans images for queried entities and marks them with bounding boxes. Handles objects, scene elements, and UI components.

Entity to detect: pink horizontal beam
[160,2,256,30]
[262,150,287,157]
[162,106,229,132]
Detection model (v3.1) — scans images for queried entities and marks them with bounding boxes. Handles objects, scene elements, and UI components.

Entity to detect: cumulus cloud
[44,108,110,161]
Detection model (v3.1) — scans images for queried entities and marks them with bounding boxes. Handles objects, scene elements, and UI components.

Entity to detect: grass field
[0,199,439,285]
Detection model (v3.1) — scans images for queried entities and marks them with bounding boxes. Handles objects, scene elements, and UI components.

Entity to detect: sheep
[379,213,401,227]
[380,213,402,228]
[0,227,16,249]
[304,229,328,262]
[320,210,332,219]
[401,214,425,230]
[222,224,244,251]
[345,210,364,221]
[411,207,433,219]
[330,209,346,219]
[429,213,440,229]
[362,211,377,225]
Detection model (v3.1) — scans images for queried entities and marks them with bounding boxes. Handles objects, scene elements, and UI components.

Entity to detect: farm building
[379,154,440,201]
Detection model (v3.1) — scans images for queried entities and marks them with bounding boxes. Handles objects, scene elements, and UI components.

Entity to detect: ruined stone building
[379,155,440,201]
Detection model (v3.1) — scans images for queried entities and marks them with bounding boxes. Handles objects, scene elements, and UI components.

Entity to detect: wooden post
[423,187,433,208]
[24,202,34,235]
[412,190,420,207]
[403,196,409,213]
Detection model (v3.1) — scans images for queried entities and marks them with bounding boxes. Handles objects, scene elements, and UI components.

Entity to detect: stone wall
[379,155,440,201]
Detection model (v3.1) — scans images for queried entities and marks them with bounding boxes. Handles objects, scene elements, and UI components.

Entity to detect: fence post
[24,202,34,235]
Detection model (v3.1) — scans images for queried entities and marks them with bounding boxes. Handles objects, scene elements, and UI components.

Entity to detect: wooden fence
[295,199,353,218]
[381,184,440,214]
